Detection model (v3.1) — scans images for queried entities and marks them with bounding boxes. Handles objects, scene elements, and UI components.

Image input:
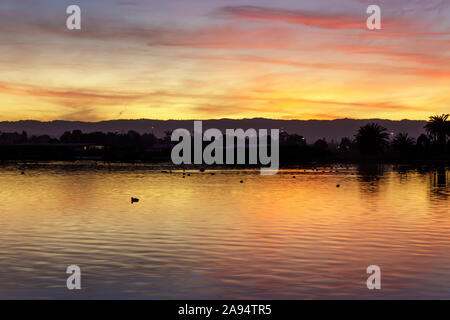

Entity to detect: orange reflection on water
[0,163,448,299]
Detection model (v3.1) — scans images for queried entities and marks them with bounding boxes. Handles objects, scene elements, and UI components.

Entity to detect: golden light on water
[0,164,448,298]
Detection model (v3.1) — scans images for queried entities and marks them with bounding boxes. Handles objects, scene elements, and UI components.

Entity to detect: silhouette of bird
[336,184,340,188]
[240,180,244,183]
[131,197,139,203]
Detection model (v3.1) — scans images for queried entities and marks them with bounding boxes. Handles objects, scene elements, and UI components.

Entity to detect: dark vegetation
[0,114,448,165]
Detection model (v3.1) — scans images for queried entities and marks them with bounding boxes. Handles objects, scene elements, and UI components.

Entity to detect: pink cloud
[218,5,409,30]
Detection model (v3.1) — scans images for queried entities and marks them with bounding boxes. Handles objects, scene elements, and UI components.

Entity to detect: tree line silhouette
[0,114,448,163]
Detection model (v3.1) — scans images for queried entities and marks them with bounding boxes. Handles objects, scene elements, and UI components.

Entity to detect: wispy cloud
[0,0,449,121]
[0,83,142,101]
[217,5,407,30]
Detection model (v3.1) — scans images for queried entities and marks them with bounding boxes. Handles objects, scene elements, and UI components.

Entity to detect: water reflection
[430,167,449,201]
[356,164,387,198]
[0,163,448,299]
[394,165,449,201]
[433,168,447,187]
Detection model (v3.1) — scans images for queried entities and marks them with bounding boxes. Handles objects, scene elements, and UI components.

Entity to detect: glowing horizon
[0,0,449,122]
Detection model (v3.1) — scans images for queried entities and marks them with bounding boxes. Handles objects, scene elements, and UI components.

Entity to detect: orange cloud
[218,5,409,30]
[0,83,142,101]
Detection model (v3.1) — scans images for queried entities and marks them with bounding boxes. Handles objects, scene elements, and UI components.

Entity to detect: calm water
[0,163,448,299]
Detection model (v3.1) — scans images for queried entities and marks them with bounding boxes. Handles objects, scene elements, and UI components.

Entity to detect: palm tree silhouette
[424,114,449,150]
[417,134,430,147]
[355,123,389,156]
[163,130,173,143]
[392,133,415,156]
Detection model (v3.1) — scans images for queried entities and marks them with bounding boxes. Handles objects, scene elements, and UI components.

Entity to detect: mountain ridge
[0,118,428,143]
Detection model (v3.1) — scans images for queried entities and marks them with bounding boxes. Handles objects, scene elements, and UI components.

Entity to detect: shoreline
[2,159,448,171]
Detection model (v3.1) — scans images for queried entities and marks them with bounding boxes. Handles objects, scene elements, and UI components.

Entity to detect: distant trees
[355,123,389,156]
[60,130,157,148]
[314,139,328,151]
[391,133,415,157]
[0,131,59,145]
[338,137,352,151]
[0,115,448,163]
[424,114,449,151]
[281,133,306,146]
[352,115,448,160]
[0,131,27,144]
[417,134,430,149]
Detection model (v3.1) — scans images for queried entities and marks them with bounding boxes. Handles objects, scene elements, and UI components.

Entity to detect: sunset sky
[0,0,449,121]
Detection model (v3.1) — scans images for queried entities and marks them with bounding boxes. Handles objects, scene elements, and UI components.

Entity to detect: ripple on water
[0,164,448,299]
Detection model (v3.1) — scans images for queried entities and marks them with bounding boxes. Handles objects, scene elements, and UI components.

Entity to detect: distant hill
[0,119,427,143]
